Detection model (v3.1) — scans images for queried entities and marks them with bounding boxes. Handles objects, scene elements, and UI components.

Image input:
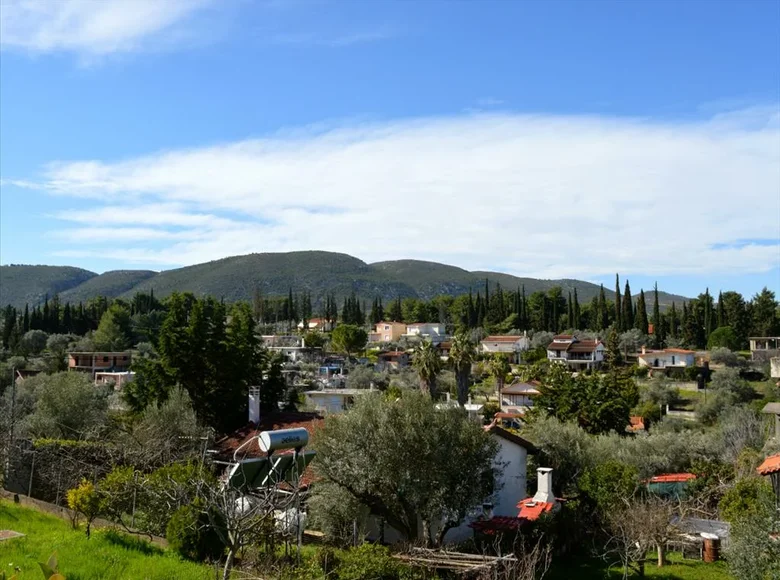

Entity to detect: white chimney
[445,392,451,403]
[533,468,556,504]
[249,387,260,424]
[641,345,646,355]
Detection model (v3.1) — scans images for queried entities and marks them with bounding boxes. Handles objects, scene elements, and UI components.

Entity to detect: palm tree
[449,332,476,407]
[488,353,511,407]
[412,340,442,398]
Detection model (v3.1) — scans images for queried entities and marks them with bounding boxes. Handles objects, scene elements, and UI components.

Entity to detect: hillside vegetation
[0,265,96,309]
[1,251,690,308]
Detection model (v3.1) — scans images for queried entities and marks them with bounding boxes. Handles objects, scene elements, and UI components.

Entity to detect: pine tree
[622,280,633,330]
[614,274,622,332]
[635,290,649,335]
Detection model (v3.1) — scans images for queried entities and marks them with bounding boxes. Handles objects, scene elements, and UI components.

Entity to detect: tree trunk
[657,542,666,567]
[421,519,432,548]
[457,370,468,406]
[222,548,235,580]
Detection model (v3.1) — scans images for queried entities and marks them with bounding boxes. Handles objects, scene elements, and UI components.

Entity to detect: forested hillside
[1,251,689,309]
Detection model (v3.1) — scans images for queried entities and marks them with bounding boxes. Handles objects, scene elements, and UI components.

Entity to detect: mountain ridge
[0,251,690,309]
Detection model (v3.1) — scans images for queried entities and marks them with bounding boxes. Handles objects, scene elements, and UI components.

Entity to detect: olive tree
[313,390,499,547]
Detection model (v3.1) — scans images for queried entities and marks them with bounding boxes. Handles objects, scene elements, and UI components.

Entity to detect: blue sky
[1,0,779,299]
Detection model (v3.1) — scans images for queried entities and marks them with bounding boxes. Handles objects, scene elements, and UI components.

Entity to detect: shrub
[336,544,401,580]
[707,326,740,351]
[482,401,500,423]
[710,347,740,367]
[66,479,102,538]
[166,502,224,562]
[719,477,775,524]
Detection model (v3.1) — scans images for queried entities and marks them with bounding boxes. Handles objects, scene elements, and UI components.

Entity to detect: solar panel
[227,450,316,491]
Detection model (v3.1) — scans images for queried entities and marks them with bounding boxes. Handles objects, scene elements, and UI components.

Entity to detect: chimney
[533,468,556,504]
[641,345,646,355]
[445,392,451,403]
[249,387,260,424]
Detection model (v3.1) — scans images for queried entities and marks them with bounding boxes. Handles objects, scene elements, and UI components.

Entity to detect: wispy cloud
[13,107,780,277]
[0,0,215,55]
[476,97,504,107]
[269,28,394,47]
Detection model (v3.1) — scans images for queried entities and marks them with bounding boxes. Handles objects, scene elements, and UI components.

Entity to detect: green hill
[59,270,157,304]
[0,265,96,309]
[1,251,690,309]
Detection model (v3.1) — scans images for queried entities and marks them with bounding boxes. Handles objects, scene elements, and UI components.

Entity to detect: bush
[707,326,740,351]
[719,477,775,524]
[710,347,740,367]
[66,479,102,538]
[166,503,224,562]
[482,401,500,422]
[336,544,401,580]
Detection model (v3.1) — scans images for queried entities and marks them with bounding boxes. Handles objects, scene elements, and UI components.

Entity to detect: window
[384,325,390,330]
[671,355,676,365]
[103,356,109,362]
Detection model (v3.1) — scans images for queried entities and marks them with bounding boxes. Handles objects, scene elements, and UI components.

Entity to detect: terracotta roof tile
[516,499,557,521]
[757,454,780,476]
[648,473,696,483]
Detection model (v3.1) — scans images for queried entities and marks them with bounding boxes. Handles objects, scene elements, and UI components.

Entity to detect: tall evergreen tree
[572,288,581,330]
[635,290,649,335]
[622,280,633,330]
[62,303,72,333]
[598,285,609,331]
[716,291,725,328]
[668,302,678,339]
[703,288,713,342]
[22,304,30,333]
[567,291,574,328]
[652,282,664,347]
[614,274,622,332]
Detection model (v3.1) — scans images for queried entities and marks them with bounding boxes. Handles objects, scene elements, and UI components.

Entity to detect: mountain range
[0,251,689,310]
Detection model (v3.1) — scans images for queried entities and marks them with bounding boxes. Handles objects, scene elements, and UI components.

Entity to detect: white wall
[638,352,694,368]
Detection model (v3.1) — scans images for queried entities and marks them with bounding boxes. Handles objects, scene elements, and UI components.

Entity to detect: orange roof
[494,411,525,419]
[517,499,556,521]
[757,454,780,476]
[648,473,696,483]
[628,416,645,432]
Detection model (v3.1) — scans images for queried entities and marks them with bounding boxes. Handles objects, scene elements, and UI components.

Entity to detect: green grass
[547,552,732,580]
[0,501,217,580]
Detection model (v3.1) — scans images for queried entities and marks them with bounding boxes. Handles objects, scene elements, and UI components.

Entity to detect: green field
[548,552,732,580]
[0,501,216,580]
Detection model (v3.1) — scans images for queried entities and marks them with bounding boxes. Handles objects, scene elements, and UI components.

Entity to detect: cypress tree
[614,274,622,332]
[622,280,633,330]
[652,282,663,347]
[573,288,581,330]
[62,303,72,333]
[521,285,527,328]
[467,290,476,328]
[703,288,712,341]
[635,290,649,335]
[669,302,678,338]
[22,304,29,333]
[42,297,50,333]
[598,285,609,330]
[717,291,725,328]
[567,291,573,328]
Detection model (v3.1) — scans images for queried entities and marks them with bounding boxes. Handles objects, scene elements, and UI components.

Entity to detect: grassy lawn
[674,388,706,411]
[0,501,217,580]
[548,552,732,580]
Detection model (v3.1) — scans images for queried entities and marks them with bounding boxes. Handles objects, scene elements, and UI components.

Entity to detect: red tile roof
[483,335,525,343]
[757,454,780,476]
[469,516,523,534]
[648,473,696,483]
[215,412,324,488]
[516,498,557,521]
[494,412,525,419]
[628,416,645,432]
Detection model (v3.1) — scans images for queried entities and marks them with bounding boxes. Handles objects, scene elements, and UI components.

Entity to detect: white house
[367,423,537,545]
[297,318,335,332]
[405,323,447,344]
[303,389,368,414]
[480,334,530,363]
[94,371,135,391]
[637,347,695,369]
[546,334,604,370]
[500,380,541,413]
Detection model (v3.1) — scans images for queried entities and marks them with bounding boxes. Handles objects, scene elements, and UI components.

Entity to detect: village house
[637,346,695,369]
[546,335,604,370]
[749,337,780,361]
[368,321,407,343]
[303,388,369,414]
[480,333,530,363]
[68,351,132,376]
[296,318,335,332]
[94,371,136,391]
[500,380,540,413]
[405,322,448,344]
[376,350,410,370]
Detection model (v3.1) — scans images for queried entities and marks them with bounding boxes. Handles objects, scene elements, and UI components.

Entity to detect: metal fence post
[27,449,35,497]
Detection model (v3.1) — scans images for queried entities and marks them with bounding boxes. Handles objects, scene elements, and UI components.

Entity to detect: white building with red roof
[637,346,695,369]
[480,333,530,363]
[546,334,605,370]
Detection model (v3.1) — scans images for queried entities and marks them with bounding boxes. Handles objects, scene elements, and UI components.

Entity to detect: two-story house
[480,333,530,363]
[546,335,604,370]
[368,321,407,343]
[405,323,447,344]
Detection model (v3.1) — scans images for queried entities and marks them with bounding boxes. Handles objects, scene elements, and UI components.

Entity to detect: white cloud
[0,0,213,55]
[19,108,780,278]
